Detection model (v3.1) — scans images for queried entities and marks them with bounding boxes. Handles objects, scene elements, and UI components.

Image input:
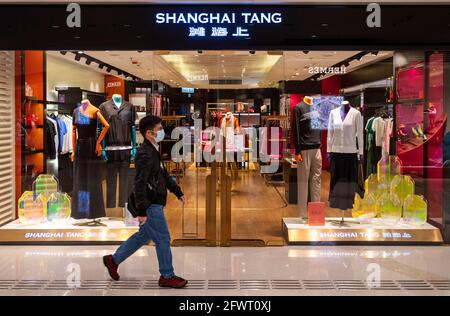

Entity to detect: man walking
[103,115,188,288]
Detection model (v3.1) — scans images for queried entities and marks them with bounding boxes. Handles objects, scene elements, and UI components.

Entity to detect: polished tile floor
[0,245,449,296]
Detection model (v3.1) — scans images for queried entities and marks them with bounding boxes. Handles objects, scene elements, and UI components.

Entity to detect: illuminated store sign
[155,12,283,38]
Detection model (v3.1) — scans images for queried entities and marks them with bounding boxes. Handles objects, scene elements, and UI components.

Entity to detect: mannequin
[99,94,137,209]
[327,100,364,210]
[293,96,322,218]
[71,99,109,219]
[220,111,239,145]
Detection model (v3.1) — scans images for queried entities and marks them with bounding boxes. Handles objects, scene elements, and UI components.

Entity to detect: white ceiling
[48,50,393,89]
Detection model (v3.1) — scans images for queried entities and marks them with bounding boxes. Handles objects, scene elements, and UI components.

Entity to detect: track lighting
[60,51,67,55]
[303,51,309,55]
[74,53,81,61]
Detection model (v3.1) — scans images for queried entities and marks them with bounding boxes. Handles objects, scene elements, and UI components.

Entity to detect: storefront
[0,4,449,245]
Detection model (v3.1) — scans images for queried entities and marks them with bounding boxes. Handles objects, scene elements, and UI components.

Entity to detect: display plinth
[283,217,443,244]
[0,218,138,243]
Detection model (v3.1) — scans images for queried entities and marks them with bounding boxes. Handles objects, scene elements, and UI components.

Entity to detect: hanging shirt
[372,117,386,147]
[327,107,364,155]
[56,116,67,153]
[45,118,57,159]
[46,116,59,156]
[60,115,73,154]
[365,117,375,150]
[383,118,393,154]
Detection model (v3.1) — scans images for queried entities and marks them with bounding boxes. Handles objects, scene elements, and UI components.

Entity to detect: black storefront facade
[1,4,450,245]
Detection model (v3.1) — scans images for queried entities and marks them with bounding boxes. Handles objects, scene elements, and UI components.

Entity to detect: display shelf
[0,218,138,243]
[23,125,43,129]
[283,217,443,244]
[397,116,447,167]
[24,149,44,155]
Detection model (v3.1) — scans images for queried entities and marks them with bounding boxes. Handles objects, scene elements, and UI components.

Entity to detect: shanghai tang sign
[155,12,283,38]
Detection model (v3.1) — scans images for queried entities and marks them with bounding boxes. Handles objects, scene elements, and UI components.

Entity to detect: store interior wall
[46,54,104,102]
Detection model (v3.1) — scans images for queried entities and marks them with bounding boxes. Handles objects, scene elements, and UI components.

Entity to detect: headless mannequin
[326,101,363,163]
[295,96,314,163]
[101,94,137,161]
[71,99,109,162]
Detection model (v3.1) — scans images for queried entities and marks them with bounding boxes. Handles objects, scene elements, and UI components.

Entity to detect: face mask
[155,129,165,143]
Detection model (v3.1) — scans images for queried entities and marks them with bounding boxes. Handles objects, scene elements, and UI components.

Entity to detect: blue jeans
[112,204,174,278]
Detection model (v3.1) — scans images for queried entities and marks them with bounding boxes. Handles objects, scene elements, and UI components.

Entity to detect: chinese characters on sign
[156,12,282,39]
[189,26,249,37]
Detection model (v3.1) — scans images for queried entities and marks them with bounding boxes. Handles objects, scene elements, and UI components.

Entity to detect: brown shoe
[158,275,188,288]
[103,255,120,281]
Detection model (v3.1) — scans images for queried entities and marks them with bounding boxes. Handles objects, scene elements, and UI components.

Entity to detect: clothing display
[327,105,364,210]
[99,99,137,148]
[106,150,131,208]
[150,95,162,116]
[292,99,323,217]
[292,101,322,154]
[365,117,382,176]
[99,98,136,208]
[383,118,393,155]
[329,152,360,210]
[45,114,73,159]
[71,102,107,219]
[220,113,239,147]
[366,113,392,175]
[327,106,364,155]
[297,148,322,217]
[44,118,57,159]
[372,116,385,147]
[209,111,223,127]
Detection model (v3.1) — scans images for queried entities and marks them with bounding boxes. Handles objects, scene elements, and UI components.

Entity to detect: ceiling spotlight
[59,51,67,55]
[85,58,92,65]
[197,50,203,54]
[303,51,310,54]
[249,51,256,55]
[343,61,350,67]
[371,51,379,56]
[98,64,105,69]
[106,67,112,73]
[74,54,82,61]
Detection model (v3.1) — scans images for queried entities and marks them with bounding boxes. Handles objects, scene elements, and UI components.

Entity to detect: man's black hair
[139,115,162,137]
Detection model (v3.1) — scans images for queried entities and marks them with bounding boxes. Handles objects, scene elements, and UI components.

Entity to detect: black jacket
[134,138,184,216]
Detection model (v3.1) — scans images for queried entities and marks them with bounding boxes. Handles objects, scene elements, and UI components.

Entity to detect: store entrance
[2,49,445,245]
